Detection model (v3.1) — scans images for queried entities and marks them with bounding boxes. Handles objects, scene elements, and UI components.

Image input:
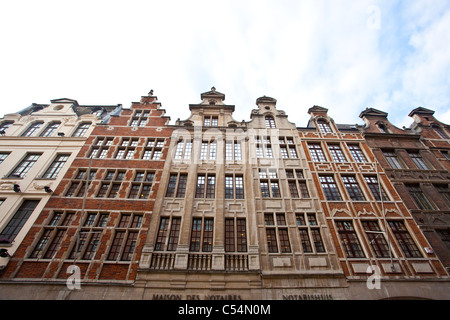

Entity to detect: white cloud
[0,0,449,128]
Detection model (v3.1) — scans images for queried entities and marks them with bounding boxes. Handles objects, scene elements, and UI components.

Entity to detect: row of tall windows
[3,153,70,179]
[65,169,155,199]
[88,137,165,161]
[2,121,92,138]
[308,143,367,163]
[174,139,242,161]
[29,212,143,261]
[336,220,422,258]
[382,150,432,170]
[318,174,389,202]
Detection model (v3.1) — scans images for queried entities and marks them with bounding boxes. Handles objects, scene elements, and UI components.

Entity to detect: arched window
[265,116,276,128]
[22,121,44,137]
[40,121,61,137]
[317,119,332,133]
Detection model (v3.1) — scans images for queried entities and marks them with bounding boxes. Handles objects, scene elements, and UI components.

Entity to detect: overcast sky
[1,0,449,128]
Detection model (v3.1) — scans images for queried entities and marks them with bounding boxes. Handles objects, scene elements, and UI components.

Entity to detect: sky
[0,0,449,128]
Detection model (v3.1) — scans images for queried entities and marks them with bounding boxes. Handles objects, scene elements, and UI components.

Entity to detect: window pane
[0,200,40,242]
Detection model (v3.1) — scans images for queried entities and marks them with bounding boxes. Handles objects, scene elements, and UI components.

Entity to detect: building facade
[0,89,449,300]
[0,92,171,288]
[360,107,450,271]
[0,99,120,270]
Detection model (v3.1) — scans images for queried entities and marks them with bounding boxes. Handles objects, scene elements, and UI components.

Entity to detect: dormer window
[265,116,276,128]
[93,109,104,117]
[317,119,332,133]
[204,116,218,127]
[378,123,388,133]
[432,124,448,139]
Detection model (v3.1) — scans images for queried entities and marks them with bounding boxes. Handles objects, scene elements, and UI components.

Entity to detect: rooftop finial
[211,87,216,92]
[149,89,154,96]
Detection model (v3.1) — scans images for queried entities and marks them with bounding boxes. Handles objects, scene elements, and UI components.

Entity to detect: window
[225,218,247,252]
[319,175,342,201]
[42,154,70,179]
[0,121,14,132]
[22,121,43,137]
[406,184,434,210]
[96,170,125,198]
[143,138,165,160]
[432,125,448,139]
[361,221,390,258]
[69,212,109,260]
[29,211,75,259]
[296,213,325,253]
[128,171,155,199]
[279,137,298,158]
[72,122,91,137]
[317,119,332,133]
[335,221,365,258]
[348,144,367,163]
[107,213,142,261]
[308,143,326,162]
[442,151,450,160]
[0,200,40,243]
[9,153,41,178]
[190,218,214,252]
[436,230,450,250]
[40,122,60,137]
[130,110,149,127]
[165,173,188,198]
[204,116,218,127]
[383,151,405,169]
[200,140,217,160]
[435,184,450,204]
[328,144,347,162]
[408,152,431,170]
[255,136,273,158]
[195,174,216,198]
[265,116,276,128]
[364,176,389,201]
[378,123,388,133]
[388,221,422,258]
[115,138,139,160]
[225,141,242,161]
[154,217,181,251]
[264,213,291,253]
[89,137,113,159]
[225,175,244,199]
[65,169,96,197]
[286,169,309,198]
[259,169,281,198]
[342,176,365,201]
[0,152,10,164]
[173,139,192,160]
